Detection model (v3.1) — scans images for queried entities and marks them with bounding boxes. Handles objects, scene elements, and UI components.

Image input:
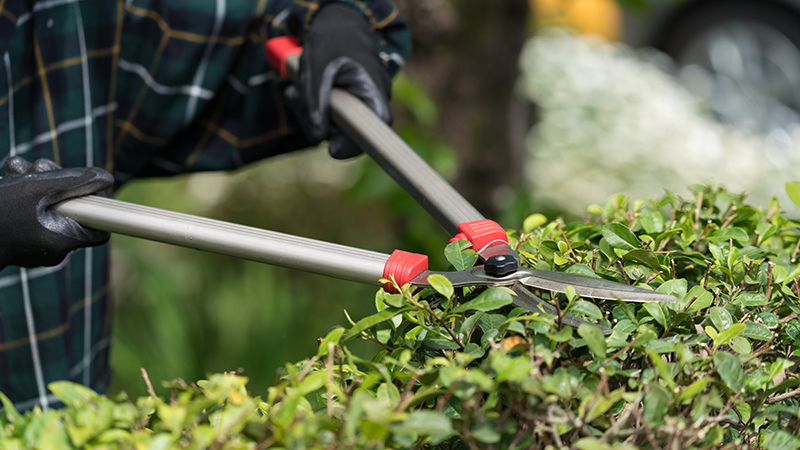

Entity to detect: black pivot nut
[484,255,518,277]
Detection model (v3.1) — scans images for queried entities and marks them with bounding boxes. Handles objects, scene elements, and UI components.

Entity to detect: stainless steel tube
[53,196,390,285]
[285,56,484,235]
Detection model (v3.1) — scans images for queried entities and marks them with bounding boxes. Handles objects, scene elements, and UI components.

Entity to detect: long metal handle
[53,196,390,285]
[284,55,484,236]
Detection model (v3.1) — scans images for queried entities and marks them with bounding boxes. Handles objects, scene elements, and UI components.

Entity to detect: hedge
[4,185,800,449]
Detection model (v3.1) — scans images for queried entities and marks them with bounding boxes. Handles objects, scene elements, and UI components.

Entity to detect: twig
[780,312,798,324]
[743,337,776,364]
[694,190,703,230]
[561,231,580,262]
[719,213,738,230]
[644,270,663,285]
[718,389,744,418]
[765,262,775,302]
[682,296,699,313]
[326,347,335,418]
[425,304,465,350]
[703,261,712,290]
[598,336,641,370]
[692,221,712,252]
[297,356,319,382]
[140,368,158,398]
[767,388,800,404]
[619,261,631,285]
[792,238,800,263]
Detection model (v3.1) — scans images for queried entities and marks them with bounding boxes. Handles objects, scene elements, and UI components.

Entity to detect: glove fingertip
[3,156,34,175]
[328,134,363,160]
[88,167,115,189]
[33,158,63,172]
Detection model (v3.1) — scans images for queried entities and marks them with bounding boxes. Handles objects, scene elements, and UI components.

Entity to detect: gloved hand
[0,157,114,269]
[285,3,393,159]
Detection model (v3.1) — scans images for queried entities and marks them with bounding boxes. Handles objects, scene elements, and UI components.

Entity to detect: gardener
[0,0,410,410]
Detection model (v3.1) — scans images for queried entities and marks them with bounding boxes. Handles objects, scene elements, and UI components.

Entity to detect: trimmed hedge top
[4,185,800,449]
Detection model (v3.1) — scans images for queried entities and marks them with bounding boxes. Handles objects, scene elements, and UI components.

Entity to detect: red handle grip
[382,250,428,294]
[449,219,508,252]
[265,36,303,80]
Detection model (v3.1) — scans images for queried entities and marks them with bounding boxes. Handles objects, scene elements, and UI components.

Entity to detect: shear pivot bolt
[484,255,518,277]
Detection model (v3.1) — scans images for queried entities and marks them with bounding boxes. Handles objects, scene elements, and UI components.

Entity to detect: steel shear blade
[410,265,677,336]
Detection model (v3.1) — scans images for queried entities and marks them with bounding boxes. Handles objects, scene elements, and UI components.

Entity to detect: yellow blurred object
[531,0,623,41]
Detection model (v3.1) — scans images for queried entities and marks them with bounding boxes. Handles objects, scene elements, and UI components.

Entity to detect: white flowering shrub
[518,29,799,214]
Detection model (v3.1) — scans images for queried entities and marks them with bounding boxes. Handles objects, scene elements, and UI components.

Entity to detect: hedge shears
[52,37,676,335]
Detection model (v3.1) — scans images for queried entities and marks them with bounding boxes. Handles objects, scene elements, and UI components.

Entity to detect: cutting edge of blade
[520,276,677,303]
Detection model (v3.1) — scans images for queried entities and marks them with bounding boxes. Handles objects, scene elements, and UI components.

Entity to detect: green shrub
[4,185,800,449]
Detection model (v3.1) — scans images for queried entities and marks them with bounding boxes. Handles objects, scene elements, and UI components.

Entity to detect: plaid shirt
[0,0,409,410]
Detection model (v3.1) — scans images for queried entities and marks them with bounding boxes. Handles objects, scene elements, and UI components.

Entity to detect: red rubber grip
[454,219,508,251]
[382,250,428,294]
[265,36,303,80]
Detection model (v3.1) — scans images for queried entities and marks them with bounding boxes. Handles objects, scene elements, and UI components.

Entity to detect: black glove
[0,157,114,269]
[285,3,392,159]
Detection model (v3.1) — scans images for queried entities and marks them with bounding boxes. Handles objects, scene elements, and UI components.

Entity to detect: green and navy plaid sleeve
[0,0,408,411]
[113,0,411,181]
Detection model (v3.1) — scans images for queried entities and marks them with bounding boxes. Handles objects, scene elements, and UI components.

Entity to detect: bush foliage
[5,185,800,449]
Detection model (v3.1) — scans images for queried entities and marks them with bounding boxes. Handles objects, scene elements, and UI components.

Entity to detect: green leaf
[451,287,514,314]
[757,312,779,329]
[426,274,454,300]
[677,378,709,404]
[471,422,501,444]
[709,307,733,331]
[523,213,548,232]
[640,211,665,234]
[564,285,578,302]
[578,324,606,358]
[682,285,713,313]
[48,381,97,407]
[642,303,667,328]
[769,358,794,380]
[623,249,662,272]
[707,227,749,244]
[298,371,326,395]
[391,410,453,445]
[565,263,599,278]
[546,327,573,343]
[157,403,188,434]
[741,322,773,341]
[602,223,640,251]
[272,392,301,427]
[786,182,800,211]
[34,417,74,450]
[714,323,745,350]
[736,293,768,307]
[764,430,800,450]
[730,336,752,355]
[786,320,800,341]
[317,327,345,357]
[569,300,603,321]
[344,306,413,342]
[658,279,687,299]
[713,352,745,393]
[445,240,478,271]
[0,391,23,425]
[491,353,533,383]
[642,384,670,426]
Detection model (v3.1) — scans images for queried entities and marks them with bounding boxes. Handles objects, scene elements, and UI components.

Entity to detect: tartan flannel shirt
[0,0,409,411]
